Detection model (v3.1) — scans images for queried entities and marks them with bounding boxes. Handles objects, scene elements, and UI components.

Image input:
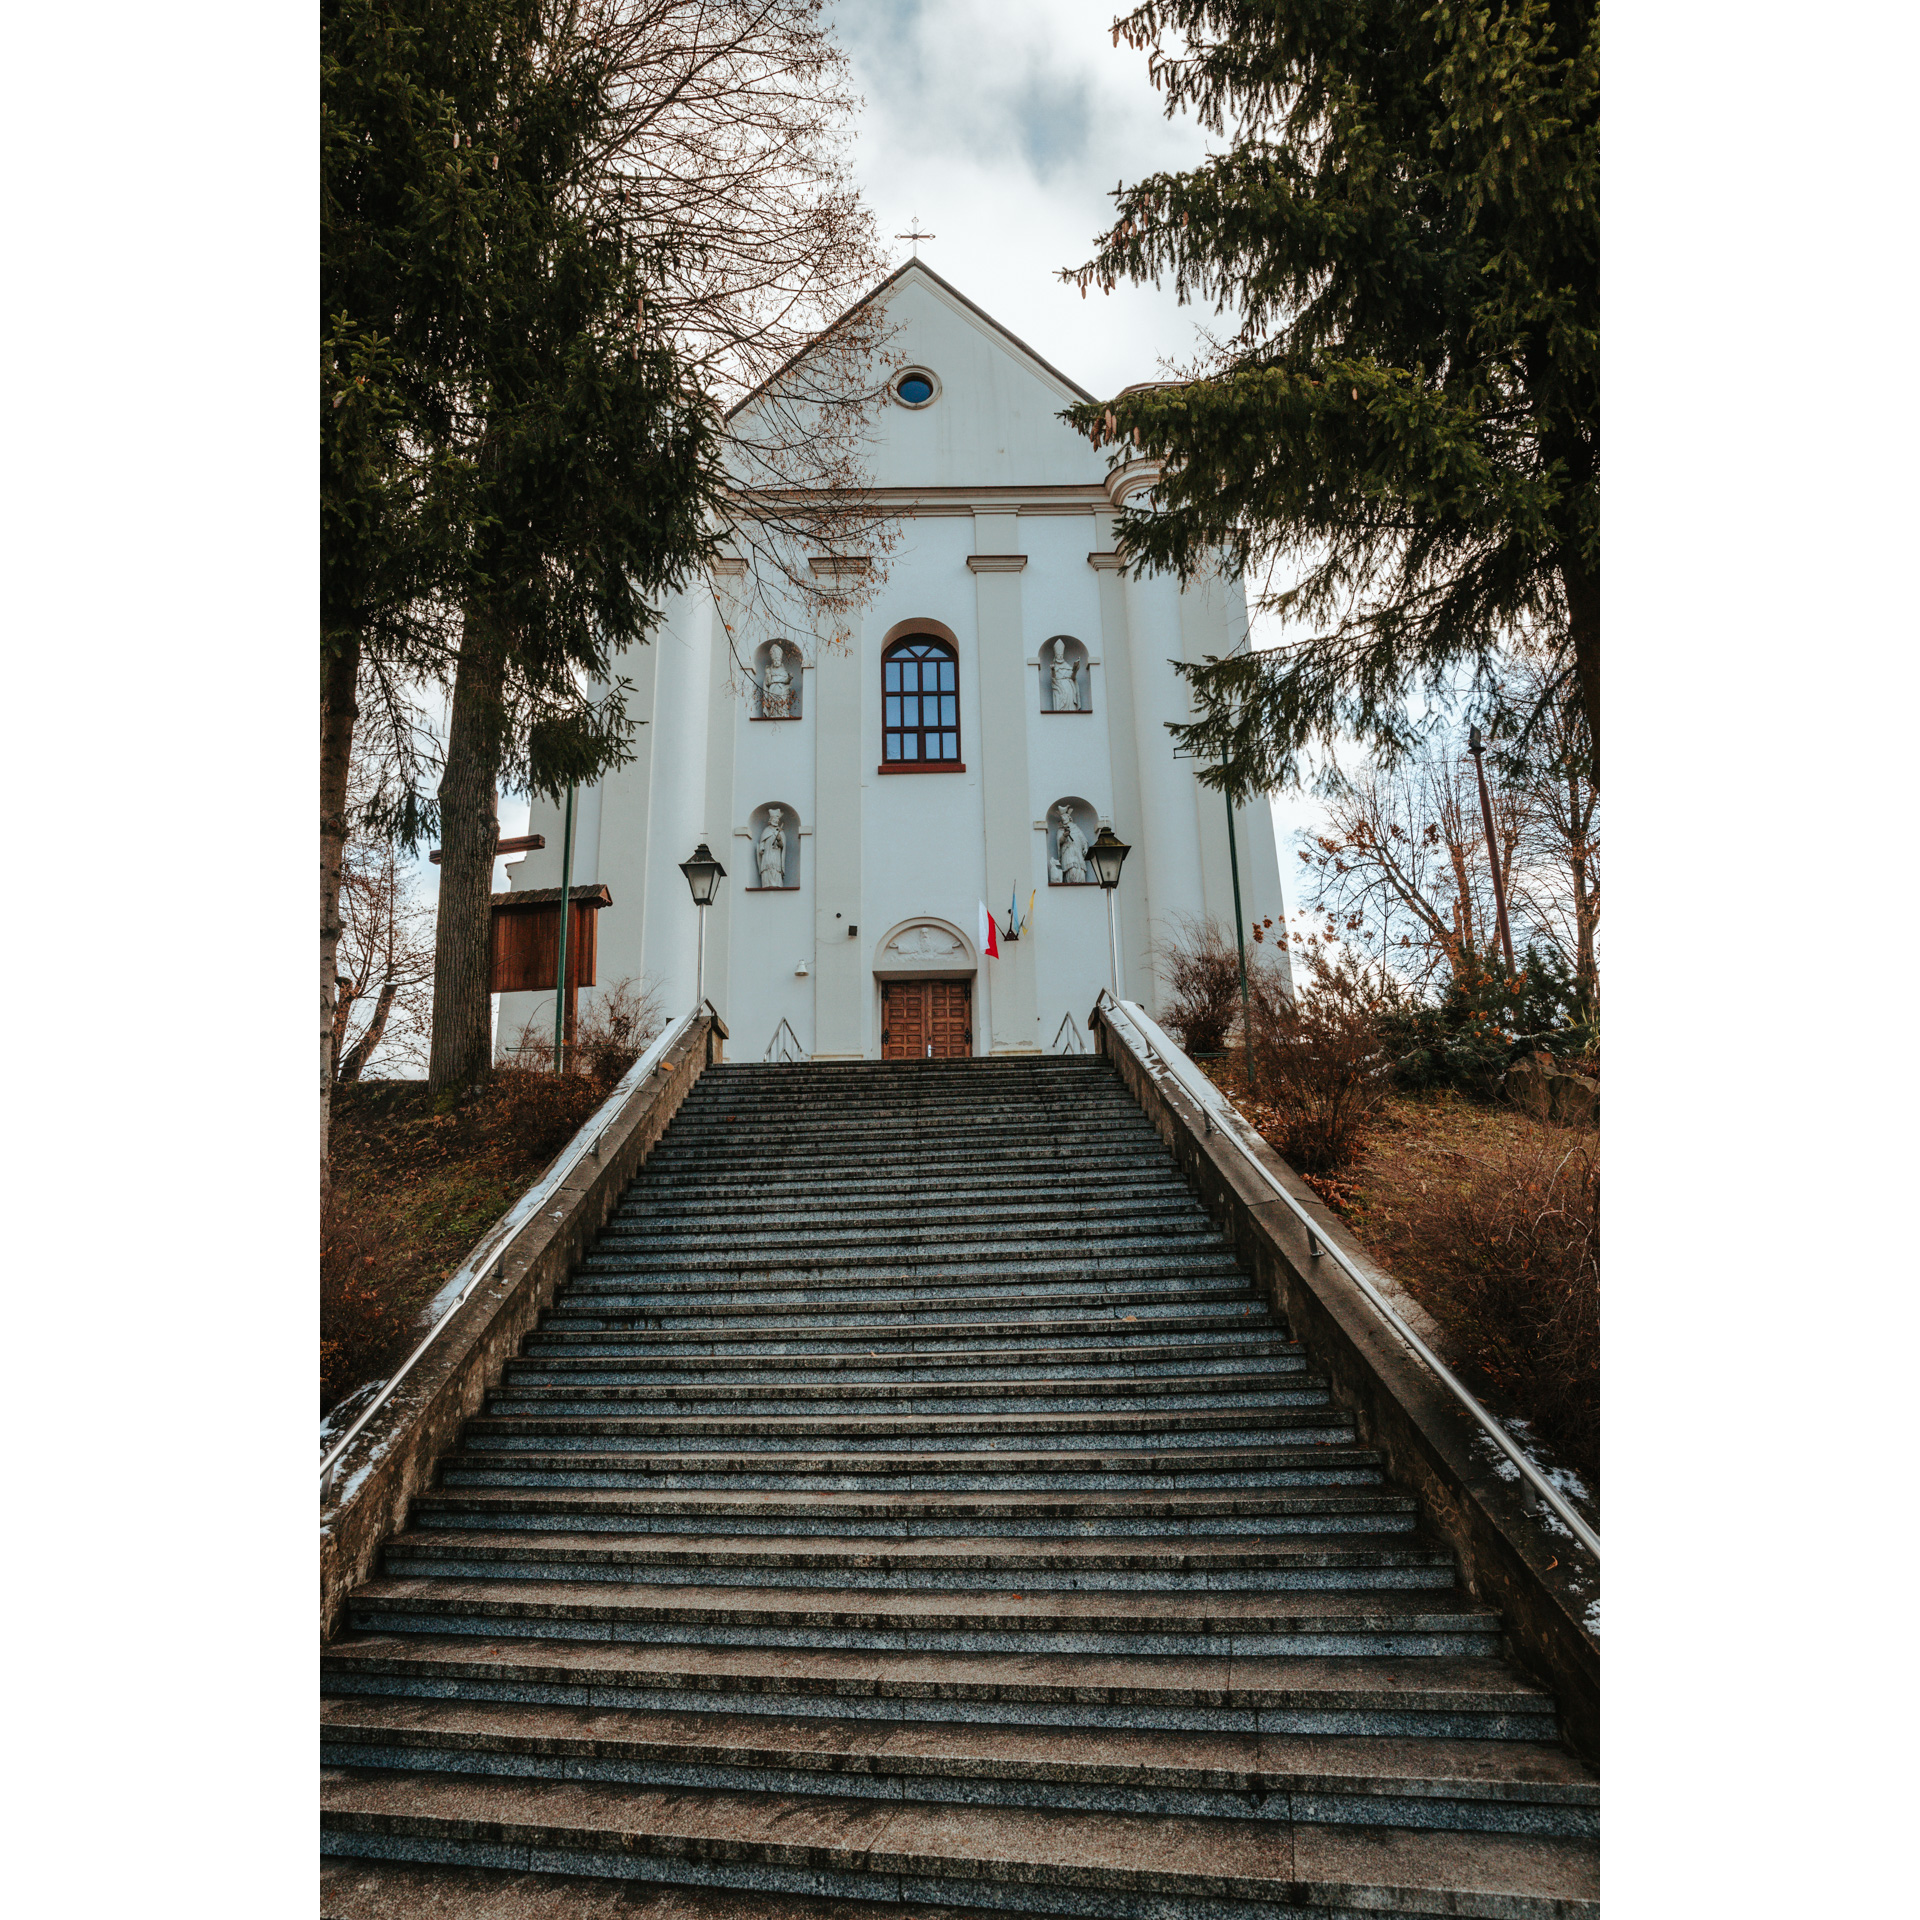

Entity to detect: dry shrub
[504,977,665,1088]
[1247,944,1392,1173]
[320,981,666,1414]
[321,1195,406,1410]
[1409,1130,1599,1486]
[1156,916,1245,1055]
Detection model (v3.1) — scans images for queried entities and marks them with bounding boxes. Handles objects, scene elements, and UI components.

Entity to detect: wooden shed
[490,885,612,1045]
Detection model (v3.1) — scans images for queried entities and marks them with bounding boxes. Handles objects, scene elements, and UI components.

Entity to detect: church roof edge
[724,256,1100,424]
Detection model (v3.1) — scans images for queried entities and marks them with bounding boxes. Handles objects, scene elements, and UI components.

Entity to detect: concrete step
[482,1379,1330,1415]
[321,1636,1559,1738]
[320,1770,1596,1917]
[623,1166,1194,1203]
[377,1529,1462,1594]
[683,1078,1118,1111]
[663,1097,1151,1128]
[501,1342,1310,1386]
[641,1134,1166,1167]
[546,1287,1263,1330]
[344,1578,1505,1659]
[457,1409,1346,1447]
[484,1380,1324,1418]
[574,1251,1247,1288]
[639,1146,1166,1180]
[435,1447,1369,1498]
[530,1316,1280,1351]
[408,1486,1419,1539]
[519,1325,1299,1363]
[593,1218,1223,1259]
[320,1700,1597,1837]
[616,1192,1208,1230]
[322,1855,1023,1920]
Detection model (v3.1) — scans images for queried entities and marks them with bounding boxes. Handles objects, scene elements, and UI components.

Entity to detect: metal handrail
[320,1004,707,1499]
[1095,991,1599,1560]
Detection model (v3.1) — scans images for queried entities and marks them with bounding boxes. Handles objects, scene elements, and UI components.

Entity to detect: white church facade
[493,261,1288,1062]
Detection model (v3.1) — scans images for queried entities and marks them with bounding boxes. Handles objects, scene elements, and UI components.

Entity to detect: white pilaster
[970,515,1040,1053]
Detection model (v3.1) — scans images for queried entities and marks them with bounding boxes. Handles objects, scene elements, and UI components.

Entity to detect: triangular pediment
[730,259,1110,491]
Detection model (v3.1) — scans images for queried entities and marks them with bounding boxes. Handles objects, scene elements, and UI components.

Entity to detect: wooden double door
[881,979,973,1059]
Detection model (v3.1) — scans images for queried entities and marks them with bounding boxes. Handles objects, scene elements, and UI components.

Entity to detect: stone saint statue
[761,642,794,718]
[1054,803,1089,884]
[756,807,788,888]
[1047,638,1079,711]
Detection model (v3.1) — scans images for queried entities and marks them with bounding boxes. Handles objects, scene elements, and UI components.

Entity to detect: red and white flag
[977,899,1000,960]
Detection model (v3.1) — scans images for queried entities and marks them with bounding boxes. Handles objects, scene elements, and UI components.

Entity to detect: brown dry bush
[1406,1130,1599,1487]
[1245,944,1393,1174]
[321,1196,407,1410]
[320,980,667,1414]
[1156,916,1246,1055]
[503,977,665,1088]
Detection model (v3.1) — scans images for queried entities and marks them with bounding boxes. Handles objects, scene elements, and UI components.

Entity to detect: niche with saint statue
[1037,635,1091,714]
[752,639,803,720]
[1046,797,1102,886]
[745,802,802,890]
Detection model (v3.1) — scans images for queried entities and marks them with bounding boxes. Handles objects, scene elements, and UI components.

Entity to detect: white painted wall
[494,264,1288,1063]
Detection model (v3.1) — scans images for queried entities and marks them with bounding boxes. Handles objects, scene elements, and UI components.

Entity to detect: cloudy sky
[493,3,1325,905]
[828,0,1330,866]
[826,0,1221,396]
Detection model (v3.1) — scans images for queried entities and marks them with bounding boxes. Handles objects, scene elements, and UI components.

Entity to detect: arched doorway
[873,919,977,1059]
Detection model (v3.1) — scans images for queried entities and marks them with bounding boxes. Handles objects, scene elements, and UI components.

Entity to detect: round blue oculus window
[897,374,934,405]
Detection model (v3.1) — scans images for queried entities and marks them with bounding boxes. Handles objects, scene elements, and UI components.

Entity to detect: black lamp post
[1087,823,1132,997]
[678,841,726,1010]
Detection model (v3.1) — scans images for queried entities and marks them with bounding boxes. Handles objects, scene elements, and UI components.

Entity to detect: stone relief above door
[882,922,968,963]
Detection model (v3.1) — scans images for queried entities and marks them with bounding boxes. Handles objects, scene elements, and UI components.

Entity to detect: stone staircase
[322,1054,1598,1917]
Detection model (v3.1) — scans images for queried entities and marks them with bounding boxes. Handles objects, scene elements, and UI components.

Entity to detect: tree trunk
[1562,552,1599,783]
[428,608,507,1093]
[333,975,358,1079]
[320,634,360,1201]
[1568,765,1598,1013]
[338,978,398,1084]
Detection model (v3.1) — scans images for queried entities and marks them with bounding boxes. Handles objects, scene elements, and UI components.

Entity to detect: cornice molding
[1087,551,1128,572]
[966,554,1028,573]
[1104,458,1162,507]
[710,558,748,578]
[807,554,872,578]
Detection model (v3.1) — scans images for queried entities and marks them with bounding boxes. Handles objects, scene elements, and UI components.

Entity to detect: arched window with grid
[881,636,962,767]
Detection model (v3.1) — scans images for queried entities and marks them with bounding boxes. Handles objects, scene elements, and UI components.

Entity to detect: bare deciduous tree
[578,0,902,662]
[413,0,902,1093]
[1297,736,1526,989]
[1498,663,1599,1010]
[335,759,438,1083]
[1296,680,1597,1005]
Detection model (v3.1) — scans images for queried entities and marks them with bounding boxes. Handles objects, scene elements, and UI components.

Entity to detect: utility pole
[552,782,577,1070]
[1223,786,1256,1099]
[1467,725,1516,973]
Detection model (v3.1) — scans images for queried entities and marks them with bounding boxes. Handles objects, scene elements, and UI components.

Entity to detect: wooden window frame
[880,636,963,771]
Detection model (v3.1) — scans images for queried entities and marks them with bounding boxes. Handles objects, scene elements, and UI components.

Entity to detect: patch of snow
[1471,1418,1592,1508]
[319,1378,386,1457]
[1584,1600,1600,1638]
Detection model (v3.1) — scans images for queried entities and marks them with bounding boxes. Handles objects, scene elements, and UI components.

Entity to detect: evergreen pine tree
[1064,0,1598,790]
[421,10,726,1092]
[322,0,512,1182]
